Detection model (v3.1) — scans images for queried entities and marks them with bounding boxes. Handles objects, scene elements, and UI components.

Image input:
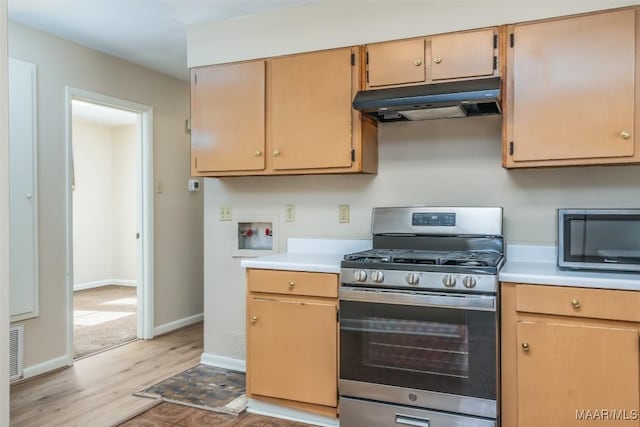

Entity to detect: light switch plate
[285,205,296,222]
[338,205,350,223]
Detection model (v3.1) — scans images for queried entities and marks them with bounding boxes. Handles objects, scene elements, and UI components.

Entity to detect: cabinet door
[509,10,635,163]
[191,61,265,172]
[270,48,354,170]
[430,29,495,81]
[366,38,426,87]
[248,297,337,407]
[517,321,640,426]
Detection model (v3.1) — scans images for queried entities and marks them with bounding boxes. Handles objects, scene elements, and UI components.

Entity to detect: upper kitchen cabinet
[191,60,266,174]
[503,9,639,168]
[270,48,360,171]
[365,28,499,89]
[190,47,378,177]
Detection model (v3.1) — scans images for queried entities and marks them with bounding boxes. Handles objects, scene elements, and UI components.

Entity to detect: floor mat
[73,285,137,359]
[134,364,247,416]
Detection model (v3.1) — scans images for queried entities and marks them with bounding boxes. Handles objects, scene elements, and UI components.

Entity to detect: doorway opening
[65,88,154,362]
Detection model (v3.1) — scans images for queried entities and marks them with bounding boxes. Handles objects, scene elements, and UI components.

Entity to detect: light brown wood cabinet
[190,60,266,173]
[365,28,499,89]
[501,282,640,426]
[190,47,378,177]
[246,269,339,417]
[503,9,640,168]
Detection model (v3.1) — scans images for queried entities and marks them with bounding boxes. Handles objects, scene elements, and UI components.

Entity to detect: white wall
[192,0,640,363]
[111,125,137,281]
[72,121,113,285]
[72,121,137,287]
[9,22,203,371]
[1,0,11,423]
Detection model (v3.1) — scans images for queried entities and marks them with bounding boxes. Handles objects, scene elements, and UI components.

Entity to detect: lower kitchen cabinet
[246,269,339,417]
[501,282,640,426]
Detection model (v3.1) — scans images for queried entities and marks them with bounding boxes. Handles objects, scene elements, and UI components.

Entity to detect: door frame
[64,87,155,364]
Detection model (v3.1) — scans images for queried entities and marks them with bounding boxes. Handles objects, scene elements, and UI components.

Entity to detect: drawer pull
[571,299,581,309]
[413,58,423,66]
[522,342,530,352]
[621,131,631,140]
[288,282,295,289]
[251,316,257,324]
[433,56,442,64]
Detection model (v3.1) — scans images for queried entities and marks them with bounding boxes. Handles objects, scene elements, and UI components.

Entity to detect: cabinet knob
[251,316,257,324]
[254,150,262,157]
[414,58,423,66]
[288,281,295,289]
[273,150,281,157]
[522,342,530,352]
[571,299,580,309]
[433,56,442,64]
[621,131,631,140]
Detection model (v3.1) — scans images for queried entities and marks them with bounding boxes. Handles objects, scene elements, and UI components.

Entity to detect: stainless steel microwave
[558,209,640,272]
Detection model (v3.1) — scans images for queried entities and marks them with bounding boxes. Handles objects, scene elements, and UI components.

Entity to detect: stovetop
[341,248,503,275]
[343,248,502,267]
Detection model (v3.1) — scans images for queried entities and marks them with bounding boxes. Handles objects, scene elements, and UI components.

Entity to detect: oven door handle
[339,287,496,311]
[395,414,430,427]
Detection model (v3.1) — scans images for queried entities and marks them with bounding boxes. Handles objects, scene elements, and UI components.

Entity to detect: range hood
[352,77,501,122]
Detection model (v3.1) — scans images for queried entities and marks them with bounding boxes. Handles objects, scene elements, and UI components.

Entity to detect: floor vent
[10,324,24,382]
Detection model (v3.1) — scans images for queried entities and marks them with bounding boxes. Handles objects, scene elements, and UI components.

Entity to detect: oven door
[339,287,497,419]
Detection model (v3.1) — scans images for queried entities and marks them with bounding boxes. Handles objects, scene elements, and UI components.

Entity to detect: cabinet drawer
[248,269,338,298]
[515,284,640,322]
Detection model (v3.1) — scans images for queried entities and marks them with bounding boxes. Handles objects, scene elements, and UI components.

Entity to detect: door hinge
[195,157,198,168]
[366,51,369,64]
[351,53,355,66]
[493,56,497,70]
[493,34,498,49]
[366,70,369,83]
[351,149,356,162]
[336,309,340,322]
[509,141,514,156]
[194,73,197,85]
[510,33,514,48]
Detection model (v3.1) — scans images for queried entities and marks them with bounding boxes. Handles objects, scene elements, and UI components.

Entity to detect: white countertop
[500,245,640,291]
[240,238,371,274]
[240,252,346,273]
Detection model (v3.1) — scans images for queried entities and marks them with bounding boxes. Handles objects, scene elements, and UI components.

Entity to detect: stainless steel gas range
[339,206,503,427]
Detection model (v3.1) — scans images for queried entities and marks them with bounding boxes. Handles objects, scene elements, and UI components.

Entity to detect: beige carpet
[74,285,137,359]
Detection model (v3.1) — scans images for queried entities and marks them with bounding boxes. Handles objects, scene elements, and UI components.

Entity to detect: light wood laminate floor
[10,322,203,427]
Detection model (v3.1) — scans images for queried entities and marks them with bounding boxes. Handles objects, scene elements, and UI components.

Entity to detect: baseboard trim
[22,354,70,380]
[200,353,246,373]
[153,313,203,337]
[247,398,339,427]
[74,279,137,291]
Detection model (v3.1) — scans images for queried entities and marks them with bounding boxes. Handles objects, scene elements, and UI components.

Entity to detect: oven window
[359,317,469,378]
[340,300,496,400]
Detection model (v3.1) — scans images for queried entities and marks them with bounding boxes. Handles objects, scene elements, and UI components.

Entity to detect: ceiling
[72,100,139,126]
[7,0,321,81]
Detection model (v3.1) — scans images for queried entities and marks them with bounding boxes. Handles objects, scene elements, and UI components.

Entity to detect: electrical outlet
[219,206,232,221]
[155,180,164,193]
[338,205,350,223]
[285,205,296,222]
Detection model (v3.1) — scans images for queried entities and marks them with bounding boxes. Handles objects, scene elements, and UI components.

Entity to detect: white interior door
[9,57,39,321]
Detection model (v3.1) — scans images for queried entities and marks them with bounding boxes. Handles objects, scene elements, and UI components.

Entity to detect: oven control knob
[463,276,477,288]
[371,270,384,283]
[406,272,420,286]
[442,274,456,288]
[354,270,368,282]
